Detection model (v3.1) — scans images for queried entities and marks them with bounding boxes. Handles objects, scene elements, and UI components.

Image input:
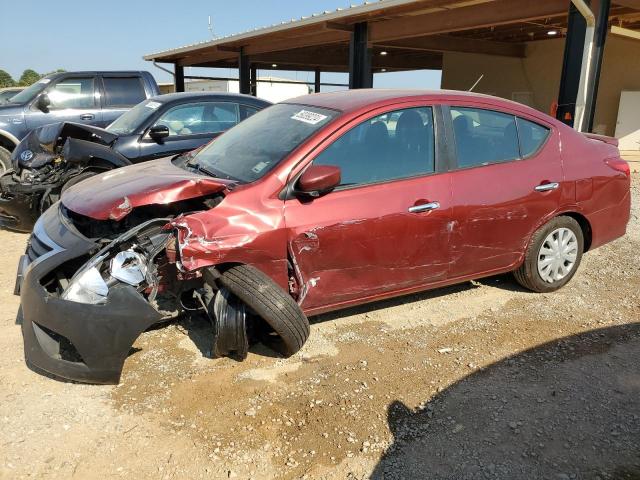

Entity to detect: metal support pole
[174,64,185,93]
[349,22,373,89]
[250,65,257,97]
[585,0,611,132]
[314,69,321,93]
[239,48,251,95]
[556,4,587,127]
[572,0,596,132]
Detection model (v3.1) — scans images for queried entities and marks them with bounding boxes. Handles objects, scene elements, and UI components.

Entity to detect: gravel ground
[0,175,638,480]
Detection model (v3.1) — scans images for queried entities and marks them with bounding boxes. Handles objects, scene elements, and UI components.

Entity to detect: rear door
[283,103,453,311]
[26,75,101,130]
[137,100,241,161]
[99,75,148,127]
[445,104,562,279]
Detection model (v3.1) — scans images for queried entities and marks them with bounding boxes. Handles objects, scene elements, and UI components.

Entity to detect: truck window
[48,78,96,110]
[103,77,146,108]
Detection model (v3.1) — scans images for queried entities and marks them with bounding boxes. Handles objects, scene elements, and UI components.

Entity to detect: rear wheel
[514,216,584,293]
[0,146,12,174]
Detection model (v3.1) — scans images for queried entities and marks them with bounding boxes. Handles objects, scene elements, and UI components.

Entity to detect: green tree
[18,69,41,87]
[42,68,66,77]
[0,70,15,88]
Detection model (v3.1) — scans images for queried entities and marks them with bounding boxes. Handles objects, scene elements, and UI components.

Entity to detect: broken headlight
[62,249,148,305]
[62,266,109,305]
[110,250,147,286]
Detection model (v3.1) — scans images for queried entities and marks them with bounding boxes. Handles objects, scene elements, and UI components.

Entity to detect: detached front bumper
[18,206,162,384]
[0,170,42,232]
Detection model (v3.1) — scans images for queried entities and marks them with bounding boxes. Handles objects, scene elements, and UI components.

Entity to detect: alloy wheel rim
[537,227,578,283]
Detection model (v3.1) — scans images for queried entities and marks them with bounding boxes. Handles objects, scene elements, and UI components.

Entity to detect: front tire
[514,216,584,293]
[208,265,310,357]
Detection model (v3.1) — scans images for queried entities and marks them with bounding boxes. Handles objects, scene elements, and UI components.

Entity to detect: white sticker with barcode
[145,101,162,110]
[291,110,328,125]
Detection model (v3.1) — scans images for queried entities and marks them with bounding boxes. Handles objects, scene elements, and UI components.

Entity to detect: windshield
[189,103,338,183]
[7,78,50,105]
[106,99,163,135]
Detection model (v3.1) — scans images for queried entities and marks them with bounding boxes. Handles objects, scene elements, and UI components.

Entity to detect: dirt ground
[1,175,639,480]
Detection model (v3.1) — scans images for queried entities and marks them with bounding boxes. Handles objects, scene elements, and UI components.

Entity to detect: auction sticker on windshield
[291,110,328,125]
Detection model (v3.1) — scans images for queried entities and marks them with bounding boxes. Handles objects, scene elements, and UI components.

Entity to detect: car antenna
[468,74,484,92]
[208,16,217,39]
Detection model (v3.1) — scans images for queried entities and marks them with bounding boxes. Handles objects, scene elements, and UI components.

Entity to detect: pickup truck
[0,71,159,172]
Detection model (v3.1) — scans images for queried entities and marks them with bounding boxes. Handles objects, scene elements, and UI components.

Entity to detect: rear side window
[517,117,550,157]
[313,106,435,187]
[240,104,260,121]
[450,107,519,168]
[103,77,146,107]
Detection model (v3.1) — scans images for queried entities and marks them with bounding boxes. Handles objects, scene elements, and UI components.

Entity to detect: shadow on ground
[313,273,529,325]
[371,323,640,480]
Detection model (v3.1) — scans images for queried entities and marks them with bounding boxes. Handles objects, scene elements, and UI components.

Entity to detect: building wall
[441,35,640,137]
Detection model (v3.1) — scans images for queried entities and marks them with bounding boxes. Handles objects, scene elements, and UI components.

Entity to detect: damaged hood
[13,122,120,169]
[61,157,232,221]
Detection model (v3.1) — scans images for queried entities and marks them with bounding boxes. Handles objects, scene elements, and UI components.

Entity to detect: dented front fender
[169,191,289,291]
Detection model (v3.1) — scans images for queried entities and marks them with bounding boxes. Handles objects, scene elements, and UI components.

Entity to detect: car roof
[286,89,547,118]
[151,91,272,106]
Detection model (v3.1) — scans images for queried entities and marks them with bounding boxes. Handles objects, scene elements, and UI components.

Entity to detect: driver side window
[313,106,435,187]
[153,102,240,137]
[47,77,96,110]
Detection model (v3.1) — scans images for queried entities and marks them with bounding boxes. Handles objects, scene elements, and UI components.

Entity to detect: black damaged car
[0,92,271,231]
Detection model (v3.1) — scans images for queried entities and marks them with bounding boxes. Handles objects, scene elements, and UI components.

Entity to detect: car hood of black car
[13,122,120,170]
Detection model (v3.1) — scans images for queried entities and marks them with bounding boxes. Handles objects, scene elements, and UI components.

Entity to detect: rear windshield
[190,103,338,183]
[106,98,162,135]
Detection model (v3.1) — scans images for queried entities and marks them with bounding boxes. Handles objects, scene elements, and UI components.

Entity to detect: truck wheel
[207,265,310,357]
[513,216,584,293]
[0,146,12,174]
[61,171,98,194]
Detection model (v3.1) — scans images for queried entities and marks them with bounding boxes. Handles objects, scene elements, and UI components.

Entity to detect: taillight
[605,158,630,177]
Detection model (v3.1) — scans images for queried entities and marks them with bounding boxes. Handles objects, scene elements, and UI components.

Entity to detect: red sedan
[18,90,631,383]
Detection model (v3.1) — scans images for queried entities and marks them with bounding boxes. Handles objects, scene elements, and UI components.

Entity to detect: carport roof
[144,0,640,73]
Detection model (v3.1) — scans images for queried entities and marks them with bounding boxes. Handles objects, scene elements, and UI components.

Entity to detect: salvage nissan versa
[16,90,631,384]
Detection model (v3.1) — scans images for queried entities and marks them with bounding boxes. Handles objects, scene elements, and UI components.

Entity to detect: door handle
[534,182,559,192]
[408,201,440,213]
[80,114,95,120]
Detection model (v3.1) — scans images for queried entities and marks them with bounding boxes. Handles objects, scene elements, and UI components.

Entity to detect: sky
[0,0,441,90]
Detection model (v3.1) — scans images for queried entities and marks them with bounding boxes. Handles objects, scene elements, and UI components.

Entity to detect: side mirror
[296,165,341,198]
[149,124,170,142]
[36,94,51,112]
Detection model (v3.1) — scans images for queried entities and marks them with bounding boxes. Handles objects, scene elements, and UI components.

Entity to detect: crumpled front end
[17,205,182,384]
[0,122,125,232]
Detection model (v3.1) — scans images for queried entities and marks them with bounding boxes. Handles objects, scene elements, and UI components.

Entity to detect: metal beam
[315,69,321,93]
[368,0,568,42]
[349,22,373,89]
[238,48,251,95]
[174,64,185,92]
[250,65,257,96]
[184,75,348,88]
[611,25,640,40]
[378,35,527,58]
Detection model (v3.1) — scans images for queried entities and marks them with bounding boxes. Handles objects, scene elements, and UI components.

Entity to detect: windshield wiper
[187,161,240,182]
